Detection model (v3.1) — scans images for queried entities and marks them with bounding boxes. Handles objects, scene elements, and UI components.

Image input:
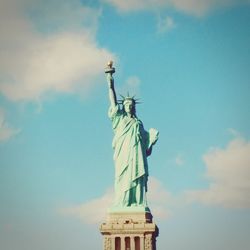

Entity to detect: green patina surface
[106,62,159,210]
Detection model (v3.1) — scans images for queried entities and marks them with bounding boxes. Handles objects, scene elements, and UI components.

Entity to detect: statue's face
[124,100,134,114]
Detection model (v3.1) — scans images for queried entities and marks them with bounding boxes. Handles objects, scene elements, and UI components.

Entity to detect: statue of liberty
[105,61,159,210]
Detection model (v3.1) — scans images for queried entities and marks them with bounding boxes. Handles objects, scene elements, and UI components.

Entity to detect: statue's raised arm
[105,61,117,108]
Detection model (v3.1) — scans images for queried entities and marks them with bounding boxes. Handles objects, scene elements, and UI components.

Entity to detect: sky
[0,0,250,249]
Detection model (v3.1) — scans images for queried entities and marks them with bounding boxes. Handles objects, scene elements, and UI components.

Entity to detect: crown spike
[118,92,142,105]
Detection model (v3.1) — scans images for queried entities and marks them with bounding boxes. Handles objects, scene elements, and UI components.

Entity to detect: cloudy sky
[0,0,250,249]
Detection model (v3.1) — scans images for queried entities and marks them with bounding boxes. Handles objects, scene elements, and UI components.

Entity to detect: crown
[117,92,141,105]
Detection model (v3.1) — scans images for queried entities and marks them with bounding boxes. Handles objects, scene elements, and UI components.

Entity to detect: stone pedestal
[100,209,159,250]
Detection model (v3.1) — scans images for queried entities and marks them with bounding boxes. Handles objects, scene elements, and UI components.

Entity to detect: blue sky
[0,0,250,249]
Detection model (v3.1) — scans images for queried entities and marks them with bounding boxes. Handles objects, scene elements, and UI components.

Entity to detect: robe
[109,105,150,207]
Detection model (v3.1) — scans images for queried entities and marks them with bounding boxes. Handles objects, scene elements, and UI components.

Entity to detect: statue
[105,61,159,210]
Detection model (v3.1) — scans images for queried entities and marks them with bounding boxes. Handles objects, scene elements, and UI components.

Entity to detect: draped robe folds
[109,105,150,207]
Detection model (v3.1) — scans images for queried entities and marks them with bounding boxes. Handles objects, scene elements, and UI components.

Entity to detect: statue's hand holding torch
[105,61,115,88]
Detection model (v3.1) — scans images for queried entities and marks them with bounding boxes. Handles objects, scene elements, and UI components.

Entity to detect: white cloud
[60,176,172,224]
[102,0,161,12]
[175,153,184,166]
[102,0,250,16]
[125,76,141,95]
[147,176,172,219]
[227,128,241,137]
[157,16,176,34]
[126,76,141,89]
[0,0,115,102]
[186,136,250,208]
[60,189,114,224]
[117,76,141,98]
[0,108,20,142]
[3,223,13,232]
